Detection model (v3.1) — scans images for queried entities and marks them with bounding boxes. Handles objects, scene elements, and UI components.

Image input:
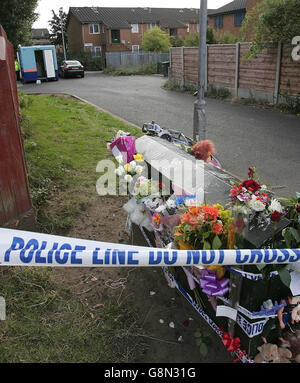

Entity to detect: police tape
[162,267,254,363]
[0,228,299,268]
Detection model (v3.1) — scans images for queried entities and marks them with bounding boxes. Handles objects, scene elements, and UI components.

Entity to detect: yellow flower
[133,154,144,162]
[124,163,132,172]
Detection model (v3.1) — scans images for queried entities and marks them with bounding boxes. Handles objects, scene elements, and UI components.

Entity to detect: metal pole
[59,7,67,61]
[193,0,207,142]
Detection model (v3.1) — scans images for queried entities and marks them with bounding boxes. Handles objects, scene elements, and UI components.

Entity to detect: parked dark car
[59,60,84,78]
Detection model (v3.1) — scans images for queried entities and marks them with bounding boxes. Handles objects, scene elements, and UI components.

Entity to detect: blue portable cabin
[18,45,59,83]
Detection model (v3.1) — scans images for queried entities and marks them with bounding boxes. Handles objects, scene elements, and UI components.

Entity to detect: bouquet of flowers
[114,154,145,184]
[173,204,235,251]
[229,167,285,230]
[133,177,169,201]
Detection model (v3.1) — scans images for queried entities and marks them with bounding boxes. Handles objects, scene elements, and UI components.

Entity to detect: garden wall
[0,25,34,228]
[169,42,300,104]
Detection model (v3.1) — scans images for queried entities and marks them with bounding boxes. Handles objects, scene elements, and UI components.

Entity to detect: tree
[183,27,216,47]
[141,27,171,53]
[0,0,38,48]
[170,35,184,47]
[241,0,300,57]
[48,9,68,49]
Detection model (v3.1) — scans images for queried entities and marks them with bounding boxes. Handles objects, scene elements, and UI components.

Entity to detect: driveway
[21,72,300,197]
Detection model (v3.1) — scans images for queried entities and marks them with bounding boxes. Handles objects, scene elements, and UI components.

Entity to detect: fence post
[235,42,240,97]
[274,40,283,105]
[205,45,208,91]
[181,46,185,88]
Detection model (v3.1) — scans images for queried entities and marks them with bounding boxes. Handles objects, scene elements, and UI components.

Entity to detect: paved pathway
[21,72,300,197]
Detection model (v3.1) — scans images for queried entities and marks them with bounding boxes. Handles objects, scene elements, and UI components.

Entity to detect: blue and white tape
[0,228,299,267]
[163,267,254,363]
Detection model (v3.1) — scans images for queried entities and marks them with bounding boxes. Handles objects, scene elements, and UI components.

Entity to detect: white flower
[261,184,267,190]
[114,166,125,176]
[124,174,133,183]
[248,196,266,212]
[156,205,167,213]
[129,161,136,170]
[115,130,129,139]
[135,165,144,175]
[115,154,124,164]
[184,199,198,207]
[106,143,111,150]
[166,199,176,209]
[269,199,283,213]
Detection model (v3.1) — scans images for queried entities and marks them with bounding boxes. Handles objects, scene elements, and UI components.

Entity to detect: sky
[33,0,232,28]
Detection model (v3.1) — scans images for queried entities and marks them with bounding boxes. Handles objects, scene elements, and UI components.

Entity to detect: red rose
[242,179,260,192]
[296,204,300,214]
[271,210,282,222]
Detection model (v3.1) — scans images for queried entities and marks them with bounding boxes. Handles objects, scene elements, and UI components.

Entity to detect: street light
[193,0,207,142]
[59,7,67,61]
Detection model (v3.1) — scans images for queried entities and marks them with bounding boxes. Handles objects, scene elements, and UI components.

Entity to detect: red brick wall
[67,14,83,52]
[208,13,242,38]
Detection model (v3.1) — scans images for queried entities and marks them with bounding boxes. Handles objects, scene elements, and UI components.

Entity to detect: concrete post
[274,40,283,105]
[181,46,184,88]
[193,0,207,142]
[235,42,240,97]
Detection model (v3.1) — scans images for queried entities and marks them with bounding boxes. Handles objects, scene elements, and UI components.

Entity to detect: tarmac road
[21,72,300,197]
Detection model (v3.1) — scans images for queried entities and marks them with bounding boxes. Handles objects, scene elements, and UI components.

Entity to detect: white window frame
[93,46,102,57]
[186,24,190,33]
[147,23,156,30]
[131,24,139,33]
[89,24,100,34]
[132,45,139,52]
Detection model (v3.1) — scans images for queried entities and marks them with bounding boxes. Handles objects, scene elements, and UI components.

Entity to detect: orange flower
[152,212,162,225]
[212,222,224,235]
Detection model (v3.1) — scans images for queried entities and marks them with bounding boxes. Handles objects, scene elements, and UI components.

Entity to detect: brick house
[66,7,215,58]
[207,0,263,39]
[31,28,50,45]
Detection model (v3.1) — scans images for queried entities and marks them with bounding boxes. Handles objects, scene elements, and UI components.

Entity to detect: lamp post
[193,0,207,142]
[59,7,67,61]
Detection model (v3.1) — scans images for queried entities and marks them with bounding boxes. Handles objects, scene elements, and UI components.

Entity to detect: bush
[277,94,300,115]
[56,52,102,71]
[103,62,157,76]
[217,32,240,44]
[206,85,231,99]
[141,27,171,53]
[170,35,184,47]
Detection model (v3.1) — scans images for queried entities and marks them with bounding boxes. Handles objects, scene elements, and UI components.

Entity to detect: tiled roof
[69,7,216,29]
[209,0,247,16]
[31,28,49,38]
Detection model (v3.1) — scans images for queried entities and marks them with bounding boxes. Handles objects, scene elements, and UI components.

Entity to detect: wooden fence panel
[169,42,300,98]
[239,44,278,93]
[280,45,300,95]
[0,25,32,225]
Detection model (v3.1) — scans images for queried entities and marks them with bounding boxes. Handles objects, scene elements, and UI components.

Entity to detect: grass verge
[0,92,143,363]
[19,92,141,234]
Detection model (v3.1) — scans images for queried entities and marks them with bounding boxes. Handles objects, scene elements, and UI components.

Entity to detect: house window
[186,24,190,33]
[170,28,177,36]
[111,30,120,43]
[89,24,100,34]
[93,46,102,57]
[147,23,156,30]
[234,11,246,26]
[214,15,223,29]
[197,23,200,32]
[131,24,139,33]
[132,45,139,52]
